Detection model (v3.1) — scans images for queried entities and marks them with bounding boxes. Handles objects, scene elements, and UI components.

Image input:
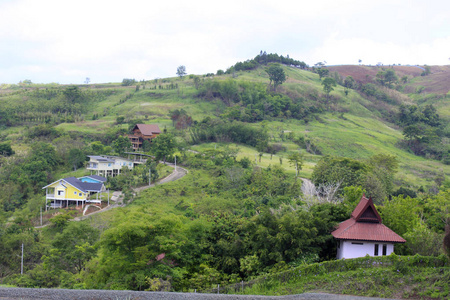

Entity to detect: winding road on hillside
[73,163,188,221]
[35,163,188,226]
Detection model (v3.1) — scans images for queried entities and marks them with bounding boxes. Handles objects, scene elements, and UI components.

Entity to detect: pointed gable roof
[351,194,382,223]
[331,195,406,243]
[133,124,161,136]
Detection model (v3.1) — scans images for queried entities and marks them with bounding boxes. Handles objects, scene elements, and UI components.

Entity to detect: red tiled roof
[331,218,406,243]
[331,195,406,243]
[134,124,161,136]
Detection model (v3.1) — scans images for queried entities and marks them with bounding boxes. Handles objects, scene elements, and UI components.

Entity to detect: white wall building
[332,195,405,259]
[87,155,134,177]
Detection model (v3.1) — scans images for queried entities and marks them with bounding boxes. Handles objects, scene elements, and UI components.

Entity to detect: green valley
[0,54,449,298]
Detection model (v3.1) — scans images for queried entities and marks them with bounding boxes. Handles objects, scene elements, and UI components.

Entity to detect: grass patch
[220,255,450,299]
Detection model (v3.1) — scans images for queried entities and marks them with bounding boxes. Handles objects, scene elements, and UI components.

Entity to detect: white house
[86,155,134,177]
[332,195,406,259]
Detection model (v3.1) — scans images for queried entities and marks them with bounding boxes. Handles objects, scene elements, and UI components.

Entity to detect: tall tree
[176,65,187,79]
[321,77,336,100]
[343,76,355,95]
[317,68,329,80]
[152,133,177,164]
[68,148,86,171]
[113,136,132,156]
[265,64,286,91]
[288,152,304,177]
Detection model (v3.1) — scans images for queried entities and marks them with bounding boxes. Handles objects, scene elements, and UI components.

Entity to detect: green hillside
[0,55,449,297]
[3,63,447,185]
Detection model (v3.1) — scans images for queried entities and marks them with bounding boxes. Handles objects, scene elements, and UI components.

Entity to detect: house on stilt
[42,176,106,210]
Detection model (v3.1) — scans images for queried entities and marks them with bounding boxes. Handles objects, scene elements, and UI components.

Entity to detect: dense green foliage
[197,79,321,123]
[225,51,307,73]
[311,154,398,203]
[397,104,448,161]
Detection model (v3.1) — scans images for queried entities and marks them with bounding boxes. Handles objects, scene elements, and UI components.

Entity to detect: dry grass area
[328,65,379,84]
[329,65,450,95]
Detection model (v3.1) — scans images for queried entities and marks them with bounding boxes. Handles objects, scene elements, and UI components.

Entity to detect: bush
[122,78,136,86]
[0,141,14,156]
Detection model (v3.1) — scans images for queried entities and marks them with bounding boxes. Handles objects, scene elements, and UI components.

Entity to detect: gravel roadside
[0,288,397,300]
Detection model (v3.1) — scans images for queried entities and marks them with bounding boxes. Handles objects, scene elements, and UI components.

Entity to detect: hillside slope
[1,64,449,187]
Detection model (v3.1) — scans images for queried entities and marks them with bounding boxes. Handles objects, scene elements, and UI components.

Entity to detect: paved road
[37,164,188,226]
[76,164,188,221]
[0,288,398,300]
[133,164,188,193]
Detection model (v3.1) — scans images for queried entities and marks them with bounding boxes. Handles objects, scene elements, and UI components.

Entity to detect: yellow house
[42,177,106,210]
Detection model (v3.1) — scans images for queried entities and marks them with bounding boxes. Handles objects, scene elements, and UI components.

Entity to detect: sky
[0,0,449,84]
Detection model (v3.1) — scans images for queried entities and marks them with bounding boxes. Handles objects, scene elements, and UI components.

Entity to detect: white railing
[48,202,63,209]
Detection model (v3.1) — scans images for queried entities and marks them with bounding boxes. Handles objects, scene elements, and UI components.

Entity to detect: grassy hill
[1,59,449,297]
[1,63,449,186]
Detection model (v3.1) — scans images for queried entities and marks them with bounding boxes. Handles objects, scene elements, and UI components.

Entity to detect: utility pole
[21,243,24,275]
[149,167,151,186]
[40,207,42,226]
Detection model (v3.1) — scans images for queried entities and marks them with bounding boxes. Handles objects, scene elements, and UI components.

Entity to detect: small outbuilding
[332,195,406,259]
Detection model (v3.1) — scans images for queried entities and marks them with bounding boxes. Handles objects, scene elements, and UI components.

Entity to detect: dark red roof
[134,124,161,136]
[332,195,406,243]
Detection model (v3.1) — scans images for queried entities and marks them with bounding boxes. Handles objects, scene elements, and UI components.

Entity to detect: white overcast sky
[0,0,449,84]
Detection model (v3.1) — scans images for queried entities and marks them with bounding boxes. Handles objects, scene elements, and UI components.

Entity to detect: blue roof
[63,177,103,193]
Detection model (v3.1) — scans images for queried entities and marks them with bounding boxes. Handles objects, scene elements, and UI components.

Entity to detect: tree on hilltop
[176,65,187,79]
[265,64,286,91]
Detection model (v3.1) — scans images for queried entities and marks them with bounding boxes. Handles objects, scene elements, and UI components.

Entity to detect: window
[351,242,363,245]
[74,191,77,195]
[79,193,82,196]
[374,244,379,256]
[58,190,64,196]
[382,244,387,256]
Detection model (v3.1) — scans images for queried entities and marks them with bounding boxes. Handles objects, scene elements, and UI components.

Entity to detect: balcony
[87,163,98,170]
